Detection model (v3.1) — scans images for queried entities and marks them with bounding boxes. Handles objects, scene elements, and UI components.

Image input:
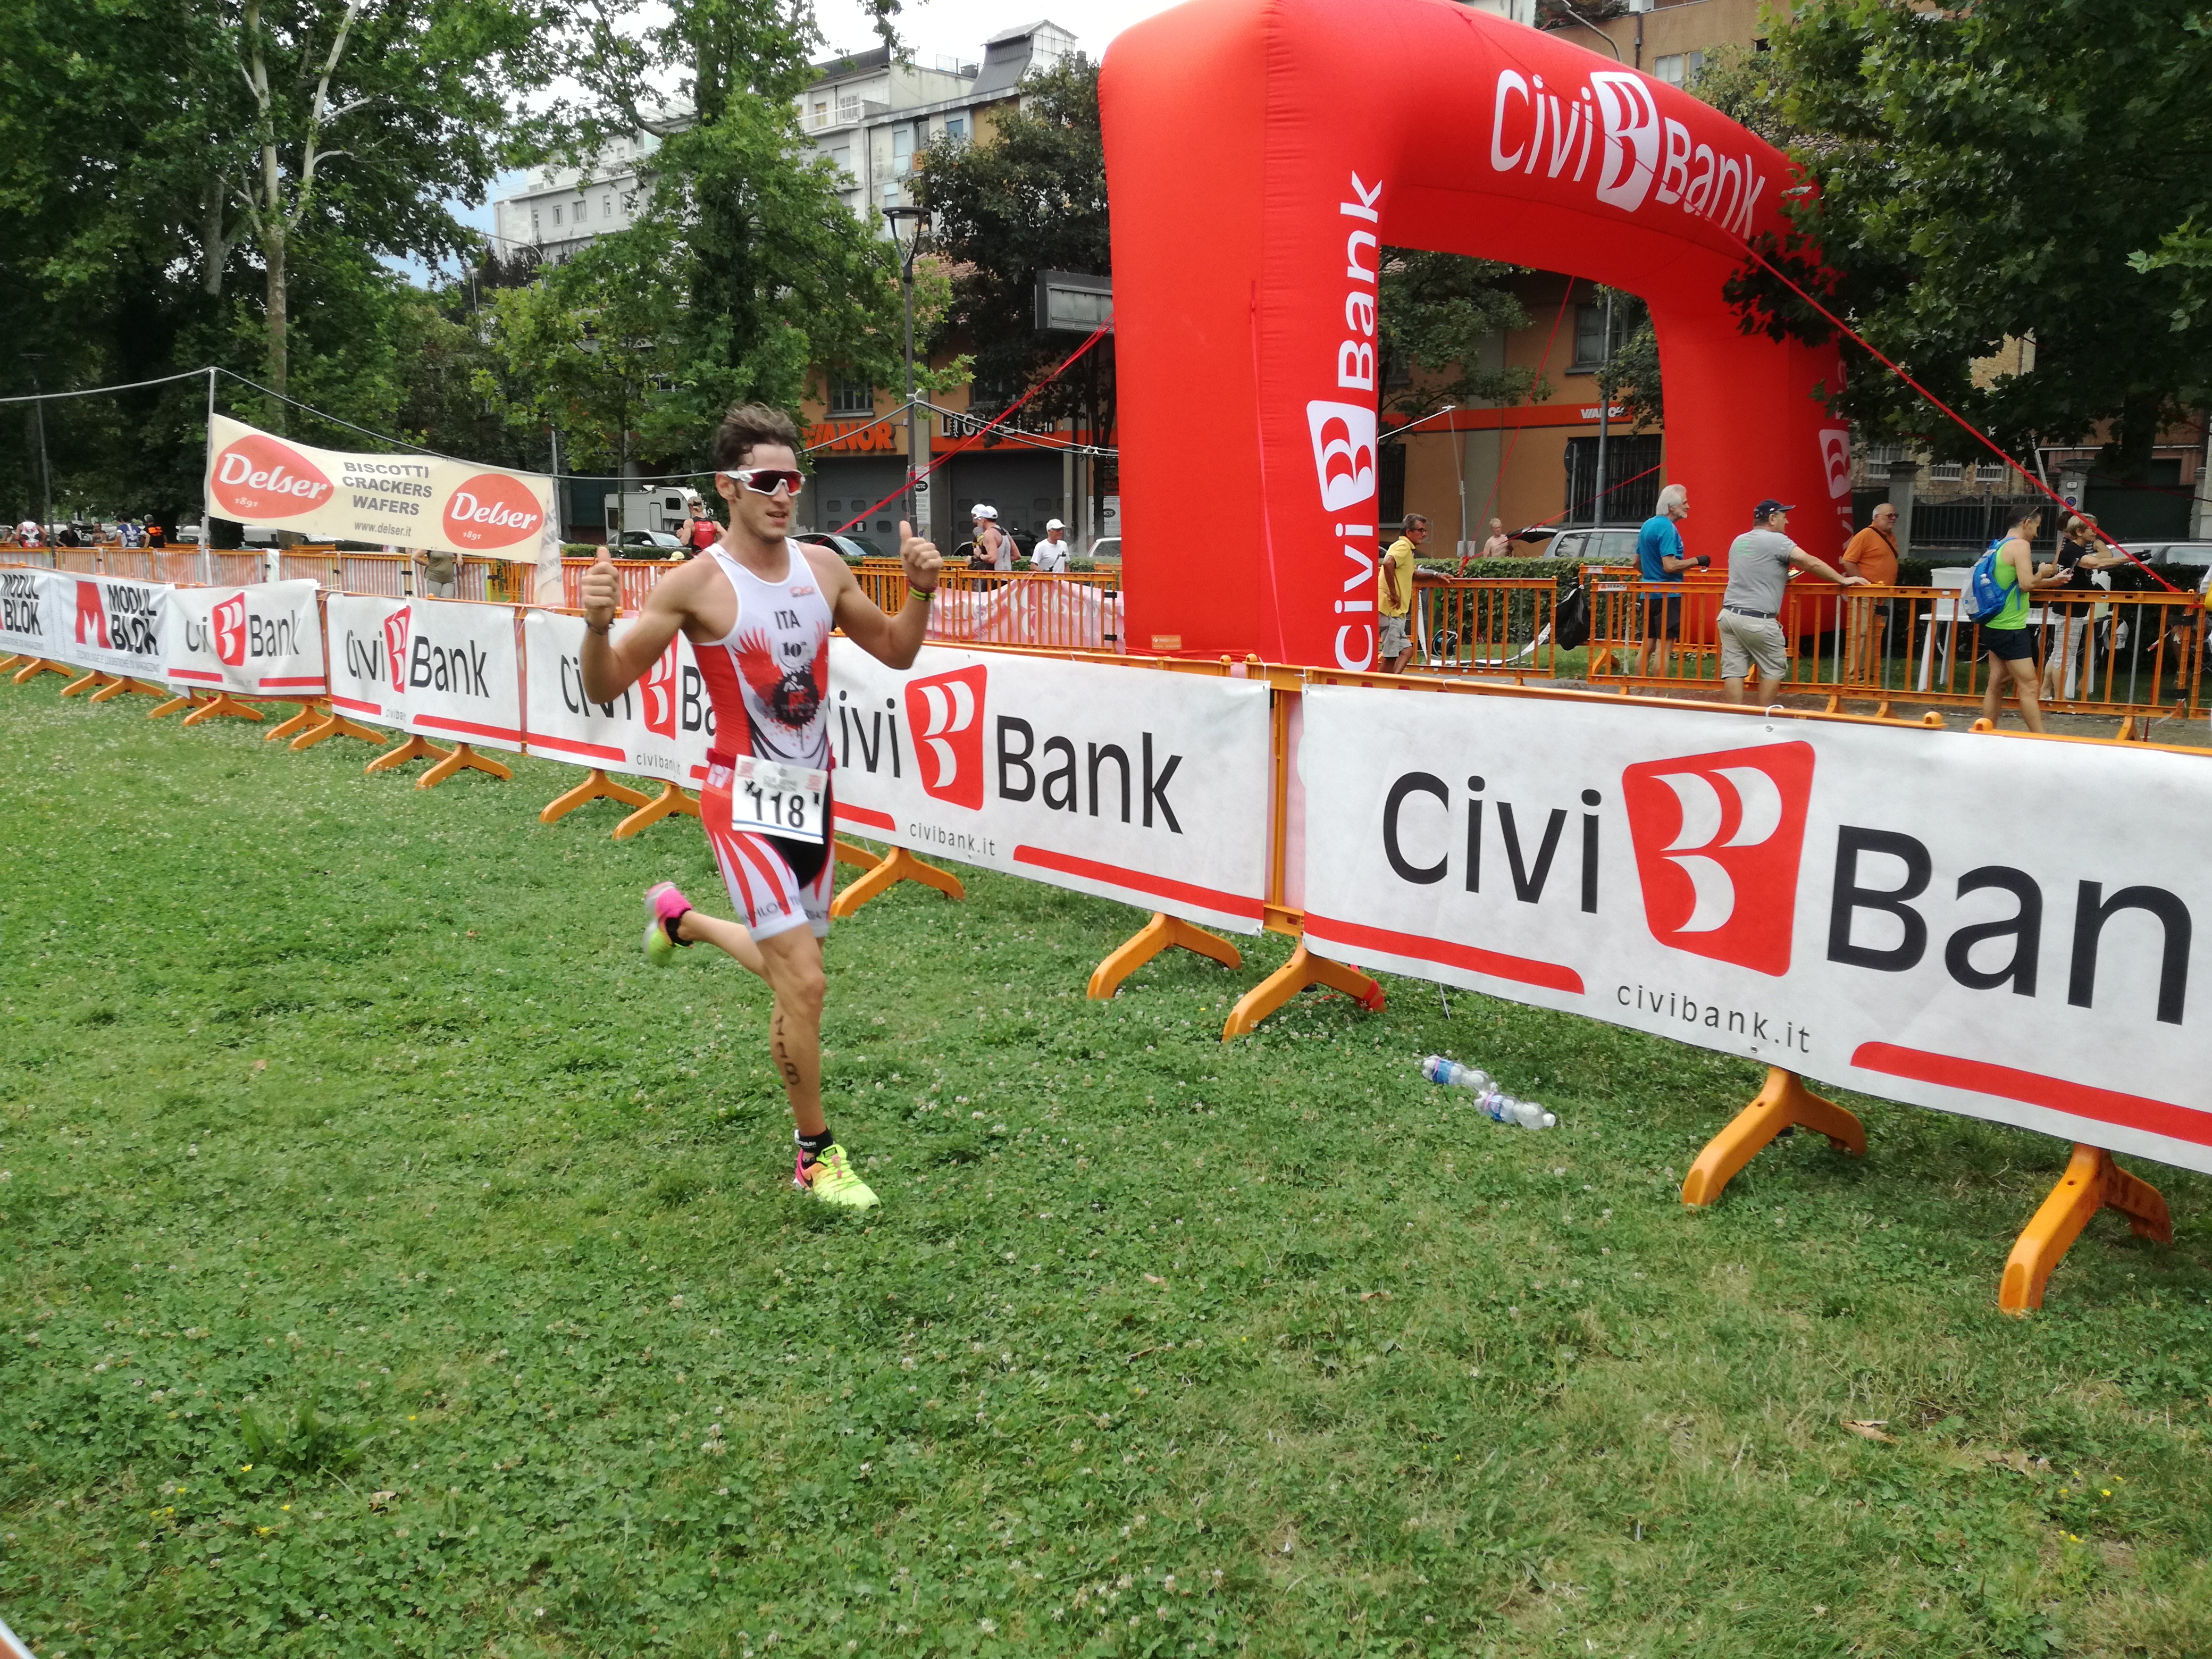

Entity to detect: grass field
[4,676,2212,1659]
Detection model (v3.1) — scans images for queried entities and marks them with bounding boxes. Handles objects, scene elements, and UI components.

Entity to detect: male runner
[580,403,942,1211]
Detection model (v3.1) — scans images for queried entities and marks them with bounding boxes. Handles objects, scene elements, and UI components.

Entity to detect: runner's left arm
[829,518,943,669]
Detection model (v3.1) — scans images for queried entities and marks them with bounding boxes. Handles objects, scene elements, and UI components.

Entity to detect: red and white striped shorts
[699,751,833,943]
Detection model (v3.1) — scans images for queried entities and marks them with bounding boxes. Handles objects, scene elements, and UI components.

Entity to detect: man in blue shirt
[1633,484,1707,685]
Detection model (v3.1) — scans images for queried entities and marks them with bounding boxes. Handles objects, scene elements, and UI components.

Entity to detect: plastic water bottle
[1421,1054,1555,1129]
[1421,1054,1490,1093]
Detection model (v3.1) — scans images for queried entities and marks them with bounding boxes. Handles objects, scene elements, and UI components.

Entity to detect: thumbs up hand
[900,519,942,596]
[582,548,619,628]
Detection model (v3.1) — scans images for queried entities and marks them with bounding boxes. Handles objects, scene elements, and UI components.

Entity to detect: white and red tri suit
[694,543,836,941]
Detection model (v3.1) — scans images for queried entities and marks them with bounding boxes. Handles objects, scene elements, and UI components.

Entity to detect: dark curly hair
[711,403,802,471]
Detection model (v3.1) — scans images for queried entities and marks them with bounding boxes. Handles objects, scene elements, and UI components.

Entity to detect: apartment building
[490,127,669,266]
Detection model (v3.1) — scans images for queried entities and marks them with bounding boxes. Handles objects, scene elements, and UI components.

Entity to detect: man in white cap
[1032,517,1070,573]
[969,504,1015,572]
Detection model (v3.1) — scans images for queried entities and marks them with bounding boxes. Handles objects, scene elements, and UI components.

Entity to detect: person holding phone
[579,403,942,1212]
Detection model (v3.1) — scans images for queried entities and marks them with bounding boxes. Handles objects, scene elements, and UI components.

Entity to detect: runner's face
[719,444,801,539]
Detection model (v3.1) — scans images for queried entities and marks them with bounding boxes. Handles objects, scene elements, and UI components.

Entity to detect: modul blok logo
[1622,741,1815,977]
[73,580,106,647]
[905,665,987,810]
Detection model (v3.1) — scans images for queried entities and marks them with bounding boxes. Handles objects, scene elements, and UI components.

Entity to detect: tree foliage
[916,58,1113,438]
[1377,251,1539,429]
[1751,0,2212,475]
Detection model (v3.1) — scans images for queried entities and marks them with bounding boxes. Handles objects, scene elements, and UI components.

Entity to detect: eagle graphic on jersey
[735,624,830,765]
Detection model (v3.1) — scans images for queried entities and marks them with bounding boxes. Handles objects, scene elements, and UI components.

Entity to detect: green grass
[5,678,2212,1659]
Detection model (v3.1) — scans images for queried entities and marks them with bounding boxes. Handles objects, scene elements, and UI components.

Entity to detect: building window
[1570,302,1627,371]
[551,204,562,226]
[1654,51,1706,88]
[830,143,852,180]
[603,196,613,219]
[893,124,915,170]
[944,113,969,144]
[531,208,540,232]
[882,182,900,209]
[1929,461,1964,481]
[828,378,874,416]
[837,97,860,124]
[1974,460,2007,484]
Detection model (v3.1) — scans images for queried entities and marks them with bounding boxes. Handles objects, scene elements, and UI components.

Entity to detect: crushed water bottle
[1420,1054,1556,1129]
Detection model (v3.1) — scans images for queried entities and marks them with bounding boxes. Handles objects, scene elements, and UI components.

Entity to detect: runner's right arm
[580,550,689,701]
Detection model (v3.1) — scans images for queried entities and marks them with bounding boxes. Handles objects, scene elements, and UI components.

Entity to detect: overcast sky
[423,2,1183,281]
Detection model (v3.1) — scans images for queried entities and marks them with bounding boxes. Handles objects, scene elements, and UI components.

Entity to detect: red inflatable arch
[1100,0,1849,668]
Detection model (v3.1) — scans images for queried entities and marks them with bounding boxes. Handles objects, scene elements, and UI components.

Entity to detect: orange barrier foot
[1998,1145,2172,1316]
[1680,1066,1864,1207]
[830,845,966,917]
[834,836,879,870]
[146,690,200,719]
[263,701,325,742]
[1222,942,1384,1040]
[1089,911,1243,1000]
[60,669,114,699]
[89,675,164,705]
[364,734,453,775]
[290,708,384,751]
[416,741,510,790]
[0,653,20,673]
[613,782,701,841]
[180,691,265,725]
[13,658,71,685]
[540,767,651,824]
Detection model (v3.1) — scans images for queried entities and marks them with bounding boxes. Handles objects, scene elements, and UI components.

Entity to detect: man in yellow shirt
[1379,513,1426,673]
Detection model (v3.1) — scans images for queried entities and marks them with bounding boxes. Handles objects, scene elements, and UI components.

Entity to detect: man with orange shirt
[1840,501,1900,683]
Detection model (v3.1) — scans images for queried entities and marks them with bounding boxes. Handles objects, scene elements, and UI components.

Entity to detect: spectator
[1032,518,1071,573]
[1840,500,1900,683]
[2039,512,2125,701]
[416,545,460,599]
[1978,506,2070,733]
[55,522,82,548]
[967,505,1016,572]
[1632,484,1706,685]
[1379,513,1428,674]
[119,518,144,549]
[683,491,720,557]
[1480,517,1513,560]
[14,520,41,548]
[1717,499,1868,705]
[146,522,164,549]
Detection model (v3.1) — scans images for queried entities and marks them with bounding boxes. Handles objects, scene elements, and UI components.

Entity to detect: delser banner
[164,580,326,697]
[827,641,1272,934]
[325,594,523,753]
[203,414,559,565]
[522,610,715,784]
[1298,689,2212,1175]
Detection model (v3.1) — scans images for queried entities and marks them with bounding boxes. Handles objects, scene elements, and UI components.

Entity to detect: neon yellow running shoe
[794,1143,880,1211]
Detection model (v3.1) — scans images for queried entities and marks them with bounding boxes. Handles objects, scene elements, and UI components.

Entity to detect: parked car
[1546,526,1644,566]
[797,532,889,562]
[616,529,684,556]
[1087,536,1121,564]
[2114,541,2212,584]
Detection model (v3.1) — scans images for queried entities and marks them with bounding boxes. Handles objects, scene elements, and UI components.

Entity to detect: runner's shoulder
[792,536,854,590]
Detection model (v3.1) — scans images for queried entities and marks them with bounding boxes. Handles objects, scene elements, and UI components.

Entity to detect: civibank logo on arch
[1488,66,1769,237]
[1312,170,1386,670]
[905,664,987,811]
[1621,740,1815,978]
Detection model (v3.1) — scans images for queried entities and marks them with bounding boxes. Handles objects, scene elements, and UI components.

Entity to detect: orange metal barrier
[560,558,668,615]
[925,569,1124,651]
[1584,577,2207,730]
[1412,575,1556,678]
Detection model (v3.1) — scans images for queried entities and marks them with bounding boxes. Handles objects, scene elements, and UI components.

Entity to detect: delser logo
[1622,741,1815,978]
[442,471,542,550]
[904,665,987,810]
[209,431,334,520]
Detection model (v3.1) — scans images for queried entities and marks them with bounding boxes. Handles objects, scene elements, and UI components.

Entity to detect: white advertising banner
[521,609,716,785]
[0,567,57,659]
[163,579,327,697]
[47,572,169,681]
[203,414,559,567]
[1298,689,2212,1174]
[827,641,1272,933]
[323,594,522,752]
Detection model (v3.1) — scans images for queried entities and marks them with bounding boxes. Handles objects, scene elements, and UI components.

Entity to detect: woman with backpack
[1975,506,2072,734]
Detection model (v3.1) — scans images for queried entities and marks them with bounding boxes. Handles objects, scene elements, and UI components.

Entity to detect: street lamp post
[21,354,51,542]
[883,205,931,537]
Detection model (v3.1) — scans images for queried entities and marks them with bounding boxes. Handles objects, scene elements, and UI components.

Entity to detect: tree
[916,57,1115,488]
[1376,250,1540,429]
[1747,0,2212,476]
